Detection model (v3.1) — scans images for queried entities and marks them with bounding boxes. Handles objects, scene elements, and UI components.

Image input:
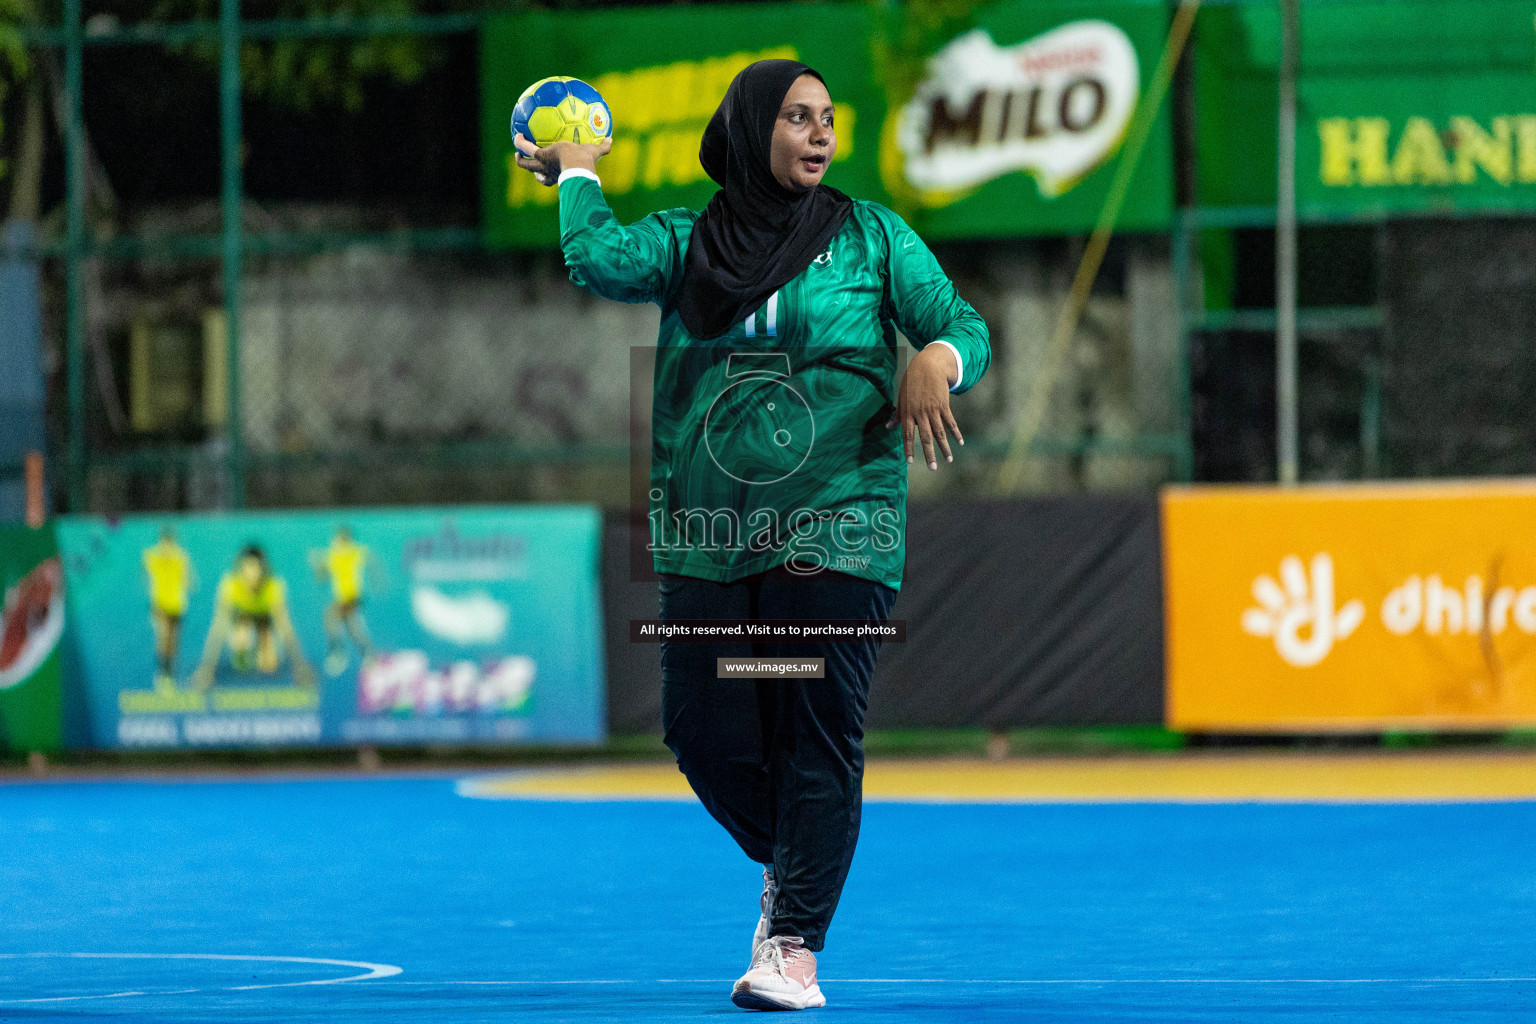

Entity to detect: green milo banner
[55,506,604,750]
[480,0,1174,247]
[0,526,65,752]
[1196,0,1536,215]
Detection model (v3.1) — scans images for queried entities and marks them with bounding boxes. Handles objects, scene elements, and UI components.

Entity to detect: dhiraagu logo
[1241,554,1366,668]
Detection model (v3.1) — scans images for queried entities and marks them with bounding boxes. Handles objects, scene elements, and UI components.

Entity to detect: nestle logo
[1017,44,1102,77]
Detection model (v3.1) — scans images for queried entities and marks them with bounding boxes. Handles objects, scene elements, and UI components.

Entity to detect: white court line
[452,774,1536,807]
[0,953,402,1004]
[382,976,1536,986]
[824,978,1536,985]
[0,990,149,1004]
[421,979,638,985]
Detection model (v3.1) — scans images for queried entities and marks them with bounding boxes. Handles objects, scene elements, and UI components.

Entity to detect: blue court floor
[3,773,1536,1021]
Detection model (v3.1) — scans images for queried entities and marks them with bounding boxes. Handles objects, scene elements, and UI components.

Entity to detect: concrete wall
[241,248,656,456]
[233,237,1177,495]
[85,230,1178,510]
[0,222,47,522]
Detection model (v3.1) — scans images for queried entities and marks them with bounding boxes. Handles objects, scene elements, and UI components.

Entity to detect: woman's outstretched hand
[513,133,612,186]
[886,344,964,470]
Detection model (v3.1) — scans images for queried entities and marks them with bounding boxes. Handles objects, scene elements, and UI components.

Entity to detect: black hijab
[675,59,855,340]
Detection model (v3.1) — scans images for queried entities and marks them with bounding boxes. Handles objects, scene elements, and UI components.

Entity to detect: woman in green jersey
[515,59,989,1011]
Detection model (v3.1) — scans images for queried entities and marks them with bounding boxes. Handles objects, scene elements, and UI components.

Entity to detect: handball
[512,77,613,147]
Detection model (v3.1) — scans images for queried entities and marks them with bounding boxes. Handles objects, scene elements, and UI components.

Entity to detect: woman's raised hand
[513,133,613,186]
[886,344,964,471]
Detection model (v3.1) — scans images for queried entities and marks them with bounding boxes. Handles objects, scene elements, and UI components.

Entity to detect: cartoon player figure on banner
[142,527,195,693]
[190,544,316,691]
[310,525,378,677]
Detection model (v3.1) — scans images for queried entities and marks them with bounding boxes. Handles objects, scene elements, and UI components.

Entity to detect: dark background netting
[1381,218,1536,478]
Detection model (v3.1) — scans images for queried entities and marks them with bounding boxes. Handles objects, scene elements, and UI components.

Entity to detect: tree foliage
[867,0,981,103]
[0,0,31,181]
[147,0,441,111]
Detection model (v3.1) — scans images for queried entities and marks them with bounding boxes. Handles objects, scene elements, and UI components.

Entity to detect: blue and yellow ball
[511,77,613,147]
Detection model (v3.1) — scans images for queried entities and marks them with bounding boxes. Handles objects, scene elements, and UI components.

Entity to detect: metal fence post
[220,0,245,508]
[63,0,84,511]
[1276,0,1300,486]
[1170,209,1194,482]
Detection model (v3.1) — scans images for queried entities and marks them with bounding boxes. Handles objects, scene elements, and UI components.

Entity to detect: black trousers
[659,568,898,952]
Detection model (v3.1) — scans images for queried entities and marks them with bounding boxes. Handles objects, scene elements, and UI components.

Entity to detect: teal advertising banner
[55,506,604,749]
[0,526,65,752]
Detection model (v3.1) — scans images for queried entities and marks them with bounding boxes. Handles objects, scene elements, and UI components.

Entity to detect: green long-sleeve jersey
[557,173,990,591]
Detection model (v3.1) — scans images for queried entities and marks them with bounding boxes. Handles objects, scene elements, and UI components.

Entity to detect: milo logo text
[922,76,1108,154]
[896,20,1140,199]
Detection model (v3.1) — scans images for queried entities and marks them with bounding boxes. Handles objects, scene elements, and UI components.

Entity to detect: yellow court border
[457,752,1536,804]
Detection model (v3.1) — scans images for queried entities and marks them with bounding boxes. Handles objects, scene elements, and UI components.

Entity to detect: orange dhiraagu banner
[1163,481,1536,731]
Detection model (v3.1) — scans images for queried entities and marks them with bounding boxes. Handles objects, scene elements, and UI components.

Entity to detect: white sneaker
[731,934,826,1011]
[751,865,777,965]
